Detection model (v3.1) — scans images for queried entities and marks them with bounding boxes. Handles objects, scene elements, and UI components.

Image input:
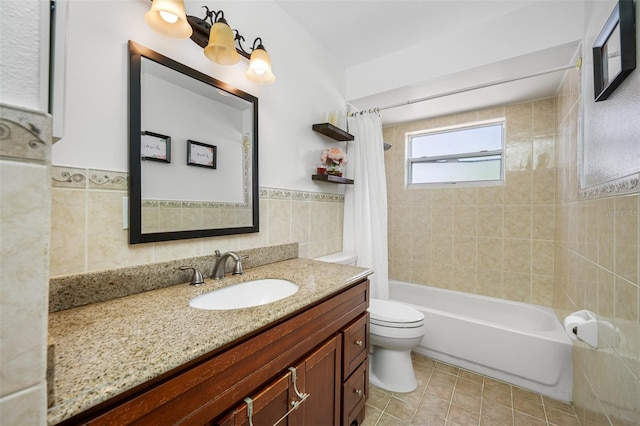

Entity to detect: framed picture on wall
[592,0,636,101]
[141,131,171,163]
[187,140,217,169]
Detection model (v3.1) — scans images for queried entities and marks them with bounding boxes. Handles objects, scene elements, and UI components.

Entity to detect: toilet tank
[314,251,357,266]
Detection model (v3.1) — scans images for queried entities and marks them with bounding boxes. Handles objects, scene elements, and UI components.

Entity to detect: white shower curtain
[343,111,389,300]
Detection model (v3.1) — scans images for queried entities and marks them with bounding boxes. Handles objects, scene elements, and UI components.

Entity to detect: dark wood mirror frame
[128,40,259,244]
[592,0,636,101]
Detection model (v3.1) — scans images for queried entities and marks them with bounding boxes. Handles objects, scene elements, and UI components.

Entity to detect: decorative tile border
[0,104,52,162]
[143,199,252,209]
[52,166,128,190]
[308,192,344,202]
[52,168,344,203]
[51,166,86,188]
[260,186,344,203]
[267,188,292,200]
[158,200,182,208]
[579,173,640,199]
[291,191,310,201]
[88,169,128,190]
[242,133,251,204]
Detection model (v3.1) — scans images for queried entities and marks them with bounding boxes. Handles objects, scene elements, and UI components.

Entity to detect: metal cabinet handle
[246,367,310,426]
[354,389,363,396]
[354,340,363,346]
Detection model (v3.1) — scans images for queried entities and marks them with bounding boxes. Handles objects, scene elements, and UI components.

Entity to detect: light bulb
[253,65,267,75]
[159,11,179,23]
[245,45,275,84]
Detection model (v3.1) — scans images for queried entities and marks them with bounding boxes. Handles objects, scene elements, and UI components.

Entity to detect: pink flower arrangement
[321,147,347,167]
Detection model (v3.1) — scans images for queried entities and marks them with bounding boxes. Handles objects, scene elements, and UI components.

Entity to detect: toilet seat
[369,299,424,329]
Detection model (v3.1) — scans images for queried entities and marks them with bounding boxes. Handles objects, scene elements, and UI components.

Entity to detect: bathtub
[389,280,573,402]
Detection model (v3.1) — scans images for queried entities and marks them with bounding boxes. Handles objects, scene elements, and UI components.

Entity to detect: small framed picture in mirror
[141,131,171,163]
[592,0,636,101]
[187,140,217,169]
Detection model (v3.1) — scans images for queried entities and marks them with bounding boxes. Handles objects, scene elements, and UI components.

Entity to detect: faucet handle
[179,266,205,286]
[232,255,249,275]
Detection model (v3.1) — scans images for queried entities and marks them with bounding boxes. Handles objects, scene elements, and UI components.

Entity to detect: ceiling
[275,0,584,125]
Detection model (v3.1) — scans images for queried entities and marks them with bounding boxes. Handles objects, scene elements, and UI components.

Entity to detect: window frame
[405,119,506,188]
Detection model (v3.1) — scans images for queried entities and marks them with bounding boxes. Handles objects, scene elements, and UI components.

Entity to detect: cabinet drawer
[342,360,367,426]
[342,313,368,378]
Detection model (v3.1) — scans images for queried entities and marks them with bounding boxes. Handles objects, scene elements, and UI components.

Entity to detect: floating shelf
[312,174,354,184]
[312,123,354,141]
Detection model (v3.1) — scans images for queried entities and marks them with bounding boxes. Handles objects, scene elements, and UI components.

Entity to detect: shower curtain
[343,111,389,300]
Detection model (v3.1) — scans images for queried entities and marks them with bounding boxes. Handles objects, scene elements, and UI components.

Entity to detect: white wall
[581,0,640,188]
[51,0,348,194]
[345,1,585,102]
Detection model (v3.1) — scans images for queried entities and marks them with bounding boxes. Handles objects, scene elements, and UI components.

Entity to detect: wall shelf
[312,174,354,184]
[312,123,355,184]
[312,123,354,141]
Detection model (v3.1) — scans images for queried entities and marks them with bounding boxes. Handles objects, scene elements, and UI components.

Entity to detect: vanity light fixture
[244,38,276,84]
[203,10,240,65]
[145,0,193,38]
[145,1,276,84]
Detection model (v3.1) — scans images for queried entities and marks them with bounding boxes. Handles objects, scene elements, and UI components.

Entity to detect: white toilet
[314,252,426,393]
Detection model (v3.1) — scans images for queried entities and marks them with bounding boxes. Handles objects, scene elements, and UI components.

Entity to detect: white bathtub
[389,280,573,402]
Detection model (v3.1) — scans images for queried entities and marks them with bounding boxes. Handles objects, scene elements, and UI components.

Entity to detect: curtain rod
[378,63,577,112]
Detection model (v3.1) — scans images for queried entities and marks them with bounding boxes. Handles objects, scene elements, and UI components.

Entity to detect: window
[406,120,504,186]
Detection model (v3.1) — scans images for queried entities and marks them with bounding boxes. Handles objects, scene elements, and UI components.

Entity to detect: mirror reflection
[129,41,259,244]
[602,24,622,87]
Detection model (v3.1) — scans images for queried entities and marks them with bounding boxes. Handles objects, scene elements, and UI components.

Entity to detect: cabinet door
[216,336,341,426]
[295,336,341,426]
[215,372,294,426]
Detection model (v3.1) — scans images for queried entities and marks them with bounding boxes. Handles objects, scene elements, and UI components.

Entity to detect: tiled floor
[362,353,580,426]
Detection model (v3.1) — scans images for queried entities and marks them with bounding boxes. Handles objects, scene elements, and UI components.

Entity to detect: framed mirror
[592,0,636,101]
[128,41,259,244]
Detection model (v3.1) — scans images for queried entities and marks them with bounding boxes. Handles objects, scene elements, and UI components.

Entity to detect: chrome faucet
[212,250,245,280]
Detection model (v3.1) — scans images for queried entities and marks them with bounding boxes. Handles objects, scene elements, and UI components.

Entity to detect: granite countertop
[47,258,372,425]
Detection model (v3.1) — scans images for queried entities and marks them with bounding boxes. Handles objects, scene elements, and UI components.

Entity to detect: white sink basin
[189,279,299,310]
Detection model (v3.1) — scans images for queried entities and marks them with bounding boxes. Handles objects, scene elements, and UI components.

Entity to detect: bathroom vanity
[48,258,371,425]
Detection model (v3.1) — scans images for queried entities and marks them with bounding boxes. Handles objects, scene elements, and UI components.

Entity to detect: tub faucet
[212,250,244,280]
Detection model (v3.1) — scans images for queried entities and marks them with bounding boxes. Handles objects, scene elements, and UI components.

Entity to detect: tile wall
[554,65,639,424]
[49,168,344,278]
[0,104,51,423]
[383,99,557,306]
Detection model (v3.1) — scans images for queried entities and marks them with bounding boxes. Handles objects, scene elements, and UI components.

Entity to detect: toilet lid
[368,299,424,326]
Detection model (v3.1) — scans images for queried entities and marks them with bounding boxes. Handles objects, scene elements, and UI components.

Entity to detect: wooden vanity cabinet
[66,279,369,426]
